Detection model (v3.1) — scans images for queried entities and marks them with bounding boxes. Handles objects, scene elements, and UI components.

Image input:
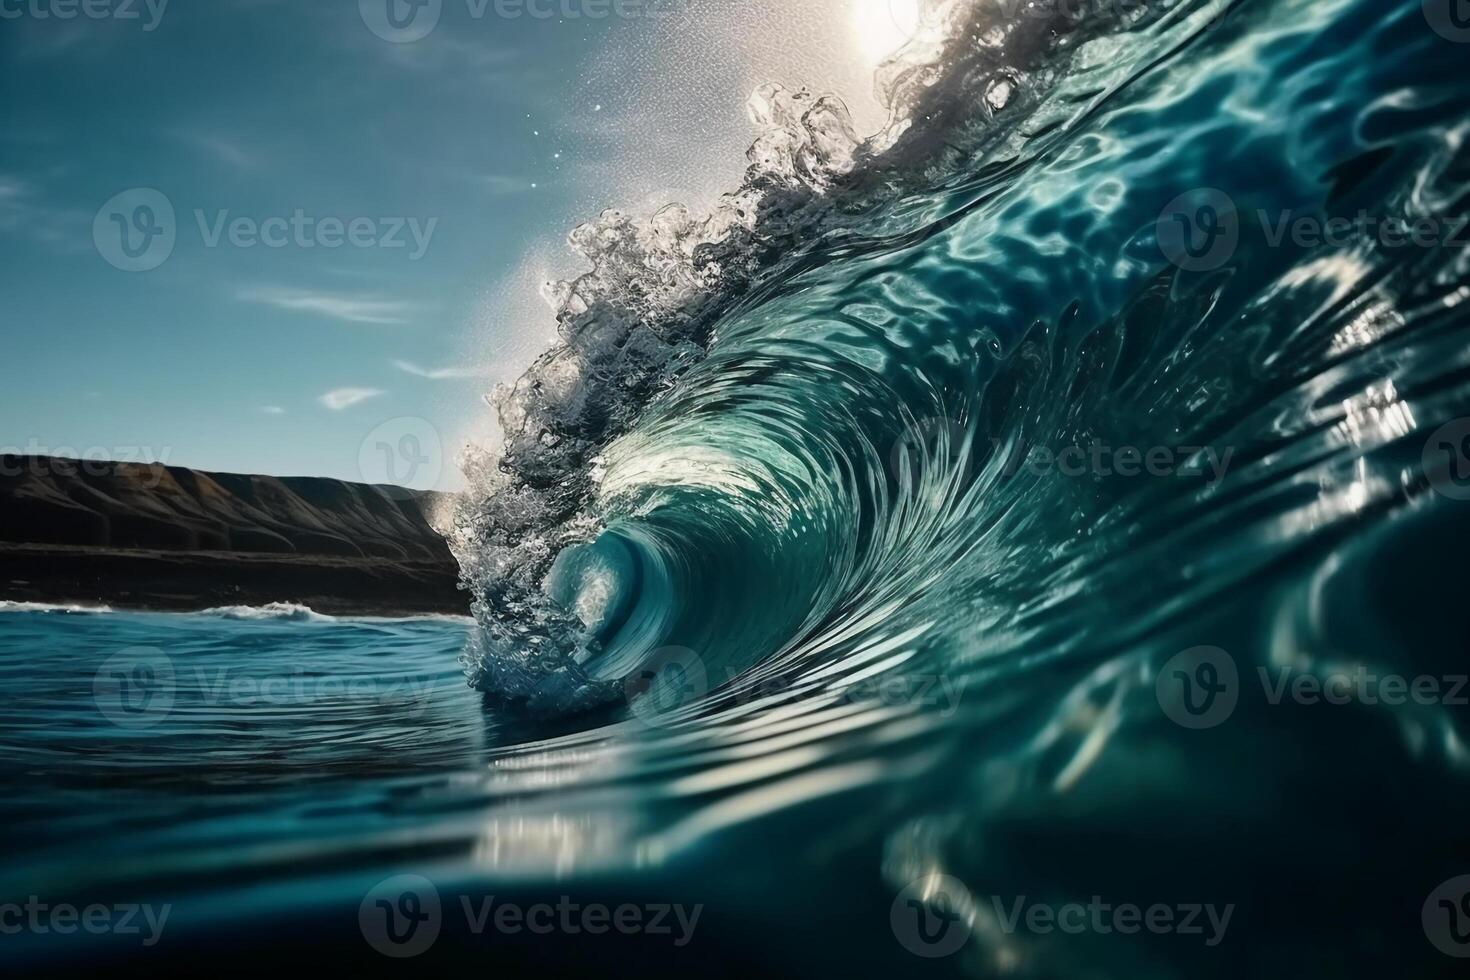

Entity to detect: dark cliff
[0,456,468,616]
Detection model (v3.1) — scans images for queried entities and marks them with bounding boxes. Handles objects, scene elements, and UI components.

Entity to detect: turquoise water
[7,0,1470,973]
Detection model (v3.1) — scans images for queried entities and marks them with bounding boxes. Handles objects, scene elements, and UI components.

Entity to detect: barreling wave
[450,0,1470,726]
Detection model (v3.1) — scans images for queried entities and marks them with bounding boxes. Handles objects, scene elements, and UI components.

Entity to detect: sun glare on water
[852,0,921,64]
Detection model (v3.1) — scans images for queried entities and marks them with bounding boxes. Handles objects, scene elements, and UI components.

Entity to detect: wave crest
[450,0,1202,709]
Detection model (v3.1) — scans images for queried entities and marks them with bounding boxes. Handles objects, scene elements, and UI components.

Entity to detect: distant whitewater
[0,601,114,614]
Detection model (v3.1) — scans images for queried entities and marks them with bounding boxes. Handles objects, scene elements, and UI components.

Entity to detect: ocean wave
[452,0,1217,709]
[452,0,1470,728]
[9,3,1470,970]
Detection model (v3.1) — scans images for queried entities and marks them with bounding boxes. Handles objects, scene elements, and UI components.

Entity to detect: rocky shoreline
[0,456,468,616]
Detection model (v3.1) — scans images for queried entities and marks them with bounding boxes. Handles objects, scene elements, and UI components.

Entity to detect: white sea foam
[0,601,114,614]
[195,603,473,625]
[198,602,333,622]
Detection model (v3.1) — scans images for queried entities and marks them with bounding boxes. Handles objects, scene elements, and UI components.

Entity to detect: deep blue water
[7,0,1470,974]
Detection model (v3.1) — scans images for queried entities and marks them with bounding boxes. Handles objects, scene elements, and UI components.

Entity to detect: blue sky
[1,0,908,489]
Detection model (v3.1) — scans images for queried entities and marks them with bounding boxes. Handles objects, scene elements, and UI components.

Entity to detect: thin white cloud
[392,359,489,380]
[428,164,536,195]
[373,34,521,84]
[238,286,419,325]
[178,132,260,171]
[260,405,287,415]
[476,174,536,195]
[318,388,385,411]
[0,174,35,229]
[0,176,94,252]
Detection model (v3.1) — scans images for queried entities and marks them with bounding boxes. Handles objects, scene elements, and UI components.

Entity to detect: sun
[852,0,921,65]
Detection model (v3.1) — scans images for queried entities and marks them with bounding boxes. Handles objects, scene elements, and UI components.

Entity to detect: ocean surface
[6,0,1470,974]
